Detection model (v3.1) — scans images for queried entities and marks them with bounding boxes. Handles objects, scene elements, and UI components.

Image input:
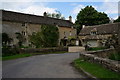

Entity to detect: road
[3,53,86,78]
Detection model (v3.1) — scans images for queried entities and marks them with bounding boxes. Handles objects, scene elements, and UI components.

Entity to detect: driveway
[3,53,86,78]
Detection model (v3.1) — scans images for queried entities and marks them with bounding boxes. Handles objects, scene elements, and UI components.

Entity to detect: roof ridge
[85,22,120,28]
[1,9,73,24]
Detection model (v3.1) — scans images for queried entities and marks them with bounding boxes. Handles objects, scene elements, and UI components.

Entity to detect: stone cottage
[1,10,76,47]
[79,22,120,47]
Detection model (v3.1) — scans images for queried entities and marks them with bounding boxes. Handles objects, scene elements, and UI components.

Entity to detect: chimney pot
[69,16,72,22]
[43,12,47,17]
[82,25,85,28]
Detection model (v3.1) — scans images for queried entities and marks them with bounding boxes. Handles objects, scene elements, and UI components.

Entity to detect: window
[22,31,25,35]
[22,23,25,26]
[64,32,66,35]
[70,31,72,36]
[90,31,97,35]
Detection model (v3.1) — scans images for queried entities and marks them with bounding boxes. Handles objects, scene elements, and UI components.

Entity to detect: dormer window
[90,28,97,35]
[90,31,97,35]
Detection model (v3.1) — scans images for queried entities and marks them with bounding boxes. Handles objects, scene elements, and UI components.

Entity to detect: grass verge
[73,58,120,79]
[2,51,67,61]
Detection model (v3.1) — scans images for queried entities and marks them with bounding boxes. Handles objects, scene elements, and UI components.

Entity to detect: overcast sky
[1,0,120,23]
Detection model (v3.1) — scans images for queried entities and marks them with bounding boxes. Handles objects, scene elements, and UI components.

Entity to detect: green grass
[2,54,32,60]
[73,58,120,79]
[2,51,67,61]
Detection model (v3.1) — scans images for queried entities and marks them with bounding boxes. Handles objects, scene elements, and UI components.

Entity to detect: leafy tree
[105,34,120,53]
[114,16,120,22]
[75,6,110,34]
[15,32,25,47]
[2,33,12,46]
[29,24,59,48]
[29,32,43,48]
[46,11,65,20]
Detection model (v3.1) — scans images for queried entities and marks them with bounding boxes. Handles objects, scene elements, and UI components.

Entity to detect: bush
[2,46,19,57]
[88,47,107,51]
[29,24,59,48]
[109,53,120,61]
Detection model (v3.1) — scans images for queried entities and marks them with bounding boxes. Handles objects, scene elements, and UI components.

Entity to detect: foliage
[15,32,25,47]
[75,6,110,34]
[46,11,65,20]
[2,46,19,57]
[29,24,59,48]
[2,33,12,46]
[105,34,120,53]
[73,58,120,79]
[109,53,120,61]
[2,33,19,57]
[114,16,120,22]
[87,47,107,51]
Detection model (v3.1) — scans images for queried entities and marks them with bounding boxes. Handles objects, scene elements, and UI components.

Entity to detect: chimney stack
[43,12,47,17]
[69,16,72,22]
[82,25,85,28]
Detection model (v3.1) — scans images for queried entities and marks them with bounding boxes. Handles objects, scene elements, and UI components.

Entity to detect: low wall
[68,46,85,52]
[20,47,68,53]
[87,48,115,58]
[79,51,120,73]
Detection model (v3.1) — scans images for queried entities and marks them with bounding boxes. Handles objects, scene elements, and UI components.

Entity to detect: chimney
[69,16,72,22]
[43,12,47,17]
[82,25,85,28]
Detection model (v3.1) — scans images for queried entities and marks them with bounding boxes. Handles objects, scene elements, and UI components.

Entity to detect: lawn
[73,58,120,79]
[2,54,32,60]
[2,51,67,61]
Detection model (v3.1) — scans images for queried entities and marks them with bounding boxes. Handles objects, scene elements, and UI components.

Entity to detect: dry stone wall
[20,47,68,53]
[79,49,120,73]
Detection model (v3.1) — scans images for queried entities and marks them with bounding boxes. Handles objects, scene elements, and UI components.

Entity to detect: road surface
[3,53,86,78]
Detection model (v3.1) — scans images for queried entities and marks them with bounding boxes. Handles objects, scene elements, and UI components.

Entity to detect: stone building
[1,10,76,47]
[79,22,120,47]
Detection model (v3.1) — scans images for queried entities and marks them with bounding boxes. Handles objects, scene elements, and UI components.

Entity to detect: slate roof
[79,22,120,36]
[1,10,74,27]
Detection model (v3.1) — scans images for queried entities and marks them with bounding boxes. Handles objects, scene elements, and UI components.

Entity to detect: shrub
[109,53,120,61]
[2,46,19,57]
[29,24,59,48]
[88,47,107,51]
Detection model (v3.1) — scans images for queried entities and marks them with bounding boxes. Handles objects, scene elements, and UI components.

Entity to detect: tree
[15,32,25,47]
[114,16,120,22]
[29,24,59,48]
[46,11,65,20]
[2,33,12,46]
[75,6,110,34]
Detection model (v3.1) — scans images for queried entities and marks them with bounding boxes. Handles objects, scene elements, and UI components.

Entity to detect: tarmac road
[2,53,86,78]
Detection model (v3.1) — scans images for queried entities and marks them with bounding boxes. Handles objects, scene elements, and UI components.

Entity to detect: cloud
[1,0,120,2]
[99,2,118,14]
[72,4,98,14]
[72,4,85,14]
[22,5,57,16]
[1,2,57,16]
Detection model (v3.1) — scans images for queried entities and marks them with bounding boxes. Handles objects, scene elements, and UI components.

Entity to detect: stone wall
[2,21,77,46]
[79,50,120,73]
[87,48,115,58]
[68,46,85,52]
[2,21,41,46]
[20,47,68,53]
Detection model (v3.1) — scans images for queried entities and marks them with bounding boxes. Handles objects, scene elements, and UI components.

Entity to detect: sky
[1,0,120,23]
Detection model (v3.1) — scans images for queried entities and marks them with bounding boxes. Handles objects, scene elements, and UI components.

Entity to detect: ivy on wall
[29,24,59,48]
